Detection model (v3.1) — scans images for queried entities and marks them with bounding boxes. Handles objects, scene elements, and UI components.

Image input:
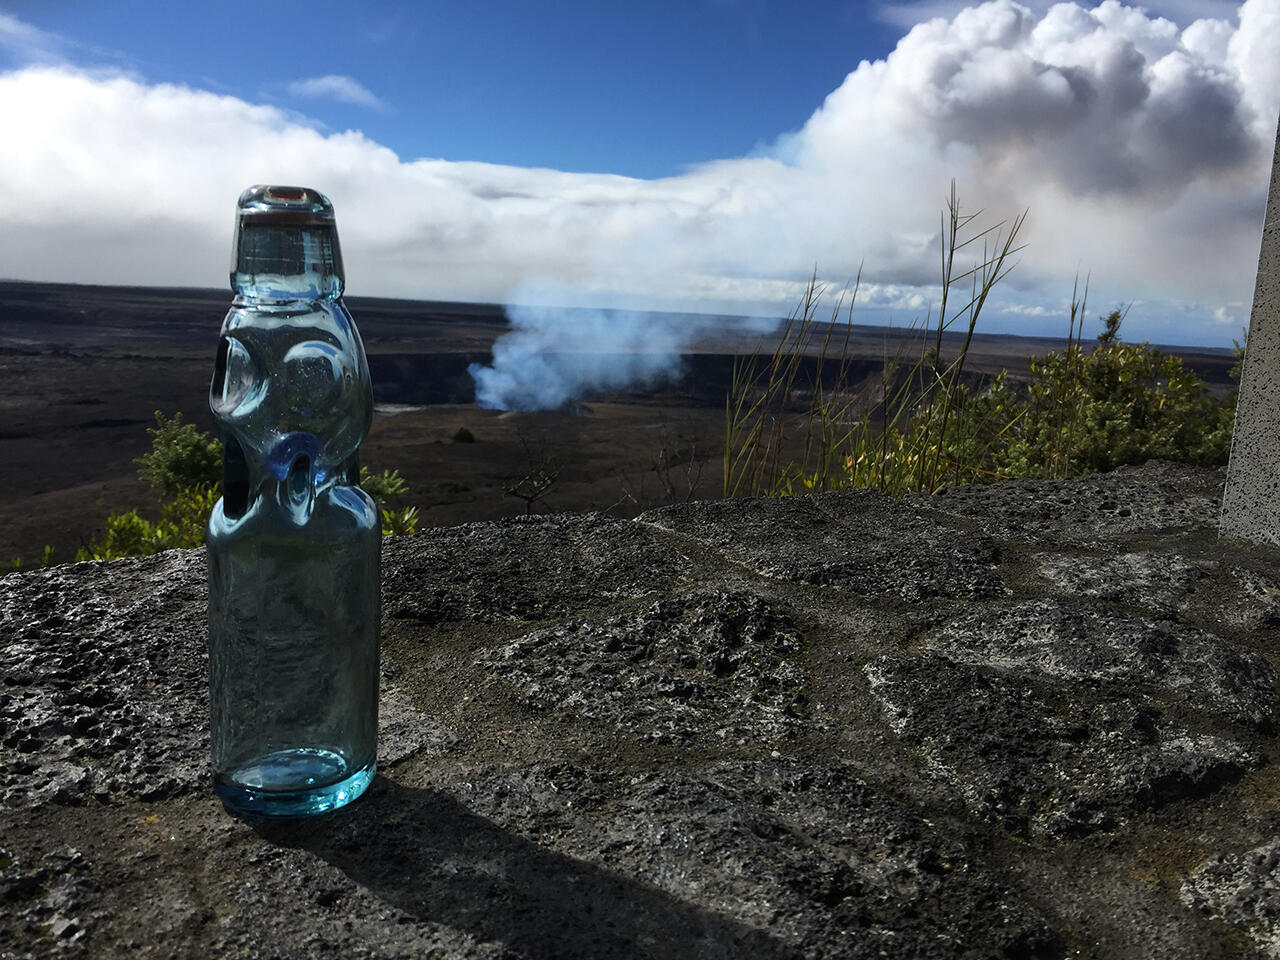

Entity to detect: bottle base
[215,748,375,818]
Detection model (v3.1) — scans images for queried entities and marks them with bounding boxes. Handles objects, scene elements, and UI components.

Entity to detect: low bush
[997,310,1234,477]
[359,466,420,536]
[134,411,221,498]
[725,189,1236,500]
[73,416,419,562]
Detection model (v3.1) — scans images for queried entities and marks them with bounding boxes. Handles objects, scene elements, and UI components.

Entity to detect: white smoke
[468,282,778,410]
[467,304,696,412]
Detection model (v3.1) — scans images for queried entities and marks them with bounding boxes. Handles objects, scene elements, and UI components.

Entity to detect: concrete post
[1221,113,1280,545]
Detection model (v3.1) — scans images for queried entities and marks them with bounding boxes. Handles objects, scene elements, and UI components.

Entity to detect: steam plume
[469,295,775,411]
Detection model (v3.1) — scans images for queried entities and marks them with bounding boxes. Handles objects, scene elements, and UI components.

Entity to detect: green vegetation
[999,308,1234,478]
[726,187,1237,500]
[71,412,420,563]
[358,466,421,536]
[75,412,223,560]
[726,184,1028,498]
[8,544,55,573]
[134,410,221,497]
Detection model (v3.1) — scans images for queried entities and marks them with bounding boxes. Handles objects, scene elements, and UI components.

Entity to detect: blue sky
[4,0,909,178]
[0,0,1277,348]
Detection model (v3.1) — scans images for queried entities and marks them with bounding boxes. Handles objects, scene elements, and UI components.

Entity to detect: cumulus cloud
[286,74,386,110]
[0,0,1276,353]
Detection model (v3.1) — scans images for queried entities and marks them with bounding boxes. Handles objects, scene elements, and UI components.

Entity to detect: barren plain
[0,281,1236,566]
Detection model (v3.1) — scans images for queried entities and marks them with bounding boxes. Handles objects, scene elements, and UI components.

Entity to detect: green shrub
[6,545,54,573]
[77,510,165,561]
[76,411,223,560]
[359,466,408,502]
[359,466,420,536]
[134,411,222,498]
[998,310,1234,477]
[75,421,420,562]
[160,483,221,548]
[379,505,420,536]
[75,484,219,561]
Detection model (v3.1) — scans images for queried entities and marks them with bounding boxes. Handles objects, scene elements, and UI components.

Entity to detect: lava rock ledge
[3,461,1280,959]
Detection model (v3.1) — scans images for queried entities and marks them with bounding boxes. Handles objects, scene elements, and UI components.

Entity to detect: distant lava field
[0,281,1236,566]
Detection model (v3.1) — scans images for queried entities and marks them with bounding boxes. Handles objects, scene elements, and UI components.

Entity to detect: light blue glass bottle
[207,185,380,817]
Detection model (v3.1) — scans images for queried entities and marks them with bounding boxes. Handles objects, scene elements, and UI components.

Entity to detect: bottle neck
[232,221,344,302]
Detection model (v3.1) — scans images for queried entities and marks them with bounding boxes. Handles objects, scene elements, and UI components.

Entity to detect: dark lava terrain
[0,281,1235,566]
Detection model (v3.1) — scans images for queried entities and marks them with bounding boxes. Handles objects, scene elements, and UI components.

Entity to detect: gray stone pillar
[1221,112,1280,545]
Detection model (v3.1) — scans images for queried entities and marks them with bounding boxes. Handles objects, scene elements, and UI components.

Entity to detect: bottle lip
[236,185,335,225]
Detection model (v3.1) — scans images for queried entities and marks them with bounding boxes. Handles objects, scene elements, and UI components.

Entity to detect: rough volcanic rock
[1035,551,1210,614]
[0,552,449,812]
[642,491,1004,601]
[377,681,457,767]
[0,552,209,808]
[917,460,1224,546]
[0,847,100,954]
[381,512,694,625]
[925,599,1276,730]
[477,589,808,743]
[1224,566,1280,630]
[1182,838,1280,958]
[436,760,1063,959]
[3,462,1280,959]
[865,654,1260,839]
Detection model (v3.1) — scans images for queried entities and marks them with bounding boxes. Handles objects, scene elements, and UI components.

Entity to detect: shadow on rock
[253,776,802,960]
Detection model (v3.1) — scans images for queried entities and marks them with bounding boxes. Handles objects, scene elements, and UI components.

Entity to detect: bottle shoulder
[219,300,361,340]
[208,485,380,543]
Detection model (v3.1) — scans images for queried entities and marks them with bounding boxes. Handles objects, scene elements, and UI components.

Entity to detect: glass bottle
[206,185,380,817]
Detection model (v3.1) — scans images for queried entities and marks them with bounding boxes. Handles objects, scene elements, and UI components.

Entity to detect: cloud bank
[0,0,1276,350]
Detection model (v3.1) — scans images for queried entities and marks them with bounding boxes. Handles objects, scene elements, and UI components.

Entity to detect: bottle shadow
[252,774,802,960]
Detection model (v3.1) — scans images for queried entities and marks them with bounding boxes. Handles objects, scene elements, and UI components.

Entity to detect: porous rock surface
[3,460,1280,959]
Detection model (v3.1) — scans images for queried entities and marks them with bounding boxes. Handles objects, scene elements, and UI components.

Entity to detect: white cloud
[0,1,1276,349]
[997,301,1059,317]
[791,0,1277,327]
[1213,303,1249,327]
[0,12,66,63]
[286,74,386,111]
